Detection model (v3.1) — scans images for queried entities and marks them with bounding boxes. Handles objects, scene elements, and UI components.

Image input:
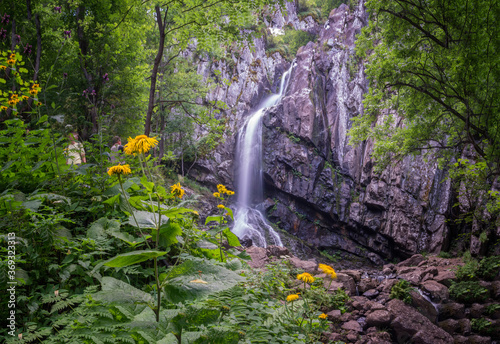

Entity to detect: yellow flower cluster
[107,164,131,177]
[297,272,315,284]
[8,94,19,106]
[319,313,327,319]
[318,263,337,279]
[170,182,185,199]
[217,204,225,209]
[286,294,299,302]
[29,83,40,96]
[216,184,235,196]
[7,53,16,65]
[124,135,158,155]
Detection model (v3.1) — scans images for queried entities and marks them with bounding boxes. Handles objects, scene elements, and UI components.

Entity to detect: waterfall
[232,64,293,247]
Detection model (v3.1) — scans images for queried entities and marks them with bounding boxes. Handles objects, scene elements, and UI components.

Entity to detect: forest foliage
[0,0,350,343]
[350,0,500,230]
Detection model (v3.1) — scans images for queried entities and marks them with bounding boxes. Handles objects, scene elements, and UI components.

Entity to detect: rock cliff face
[191,1,453,262]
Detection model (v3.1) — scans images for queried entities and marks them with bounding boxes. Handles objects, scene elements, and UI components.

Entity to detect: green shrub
[298,0,348,22]
[454,258,479,281]
[449,281,489,303]
[438,251,453,258]
[471,318,492,335]
[265,27,316,59]
[485,303,500,315]
[477,255,500,281]
[390,279,413,304]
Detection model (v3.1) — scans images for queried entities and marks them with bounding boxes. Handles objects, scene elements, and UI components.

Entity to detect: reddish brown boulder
[421,280,449,302]
[366,309,392,327]
[387,299,453,344]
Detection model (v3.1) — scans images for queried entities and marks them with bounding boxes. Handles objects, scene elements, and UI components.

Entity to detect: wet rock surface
[246,250,500,343]
[189,0,456,262]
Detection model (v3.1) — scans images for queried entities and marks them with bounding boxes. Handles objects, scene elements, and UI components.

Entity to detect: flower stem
[118,175,151,249]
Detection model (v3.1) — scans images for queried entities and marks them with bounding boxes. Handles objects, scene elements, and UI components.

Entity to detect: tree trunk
[159,108,165,162]
[144,6,167,136]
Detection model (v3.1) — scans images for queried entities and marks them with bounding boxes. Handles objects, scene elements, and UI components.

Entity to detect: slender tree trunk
[144,6,167,136]
[159,108,165,162]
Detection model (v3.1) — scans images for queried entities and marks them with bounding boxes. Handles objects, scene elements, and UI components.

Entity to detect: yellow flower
[107,164,132,177]
[7,59,16,65]
[319,313,327,319]
[170,182,185,199]
[286,294,299,302]
[213,192,220,197]
[217,204,225,209]
[217,184,227,194]
[1,106,7,110]
[226,190,235,195]
[0,65,6,70]
[297,272,315,284]
[318,263,337,279]
[9,53,16,59]
[124,134,158,155]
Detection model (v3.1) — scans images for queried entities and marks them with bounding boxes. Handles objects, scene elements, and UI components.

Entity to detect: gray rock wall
[190,1,454,262]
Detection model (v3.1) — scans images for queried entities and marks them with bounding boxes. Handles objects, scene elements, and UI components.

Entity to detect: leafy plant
[438,251,452,259]
[454,258,479,281]
[471,318,493,335]
[390,279,413,304]
[485,303,500,315]
[477,255,500,281]
[449,281,490,304]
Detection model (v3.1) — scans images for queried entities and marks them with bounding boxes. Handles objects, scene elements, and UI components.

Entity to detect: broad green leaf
[196,240,218,250]
[103,193,120,206]
[223,206,234,220]
[128,210,169,229]
[103,177,140,196]
[128,195,150,211]
[162,259,245,303]
[157,333,178,344]
[161,207,197,219]
[140,175,155,192]
[205,215,223,225]
[21,199,43,212]
[87,217,121,240]
[225,258,242,271]
[223,227,241,247]
[94,277,154,303]
[108,230,150,247]
[156,221,182,247]
[104,249,169,267]
[199,248,224,261]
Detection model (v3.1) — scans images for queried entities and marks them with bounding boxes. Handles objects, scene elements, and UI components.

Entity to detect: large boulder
[387,299,453,344]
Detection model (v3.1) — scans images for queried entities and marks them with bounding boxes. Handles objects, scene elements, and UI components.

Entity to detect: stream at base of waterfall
[232,64,294,247]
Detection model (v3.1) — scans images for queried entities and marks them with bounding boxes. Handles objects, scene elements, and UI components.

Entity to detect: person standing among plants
[65,131,86,166]
[110,136,124,163]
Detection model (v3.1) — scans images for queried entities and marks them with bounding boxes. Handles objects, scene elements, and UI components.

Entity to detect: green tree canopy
[351,0,500,175]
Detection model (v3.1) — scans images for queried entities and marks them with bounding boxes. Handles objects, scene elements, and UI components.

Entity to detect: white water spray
[232,65,294,247]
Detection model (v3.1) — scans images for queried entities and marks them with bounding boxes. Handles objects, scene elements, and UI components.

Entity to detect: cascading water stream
[232,64,294,247]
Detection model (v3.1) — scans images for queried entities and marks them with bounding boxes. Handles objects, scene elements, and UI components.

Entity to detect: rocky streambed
[246,248,500,344]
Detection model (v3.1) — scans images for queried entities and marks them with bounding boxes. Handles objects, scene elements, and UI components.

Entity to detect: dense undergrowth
[0,50,346,344]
